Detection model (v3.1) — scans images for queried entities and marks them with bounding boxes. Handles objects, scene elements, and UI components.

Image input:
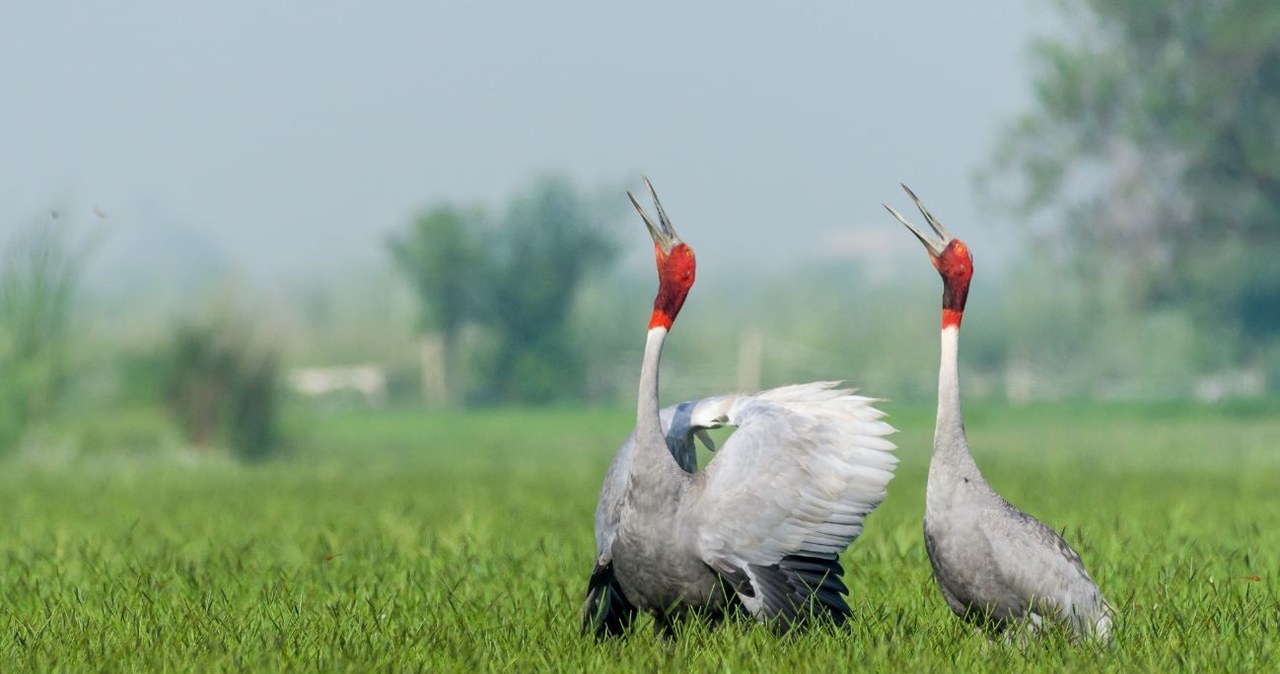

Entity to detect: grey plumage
[887,186,1112,641]
[583,400,719,637]
[592,401,720,572]
[923,421,1112,639]
[585,381,898,638]
[583,180,898,639]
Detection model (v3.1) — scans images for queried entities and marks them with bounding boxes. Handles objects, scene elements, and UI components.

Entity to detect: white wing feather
[684,382,898,571]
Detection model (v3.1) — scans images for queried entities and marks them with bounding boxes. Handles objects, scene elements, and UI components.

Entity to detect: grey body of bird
[887,187,1111,641]
[592,399,718,572]
[923,386,1111,639]
[591,375,898,636]
[582,180,898,638]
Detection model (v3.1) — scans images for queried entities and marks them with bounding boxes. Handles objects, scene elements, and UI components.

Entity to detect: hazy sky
[1,2,1056,286]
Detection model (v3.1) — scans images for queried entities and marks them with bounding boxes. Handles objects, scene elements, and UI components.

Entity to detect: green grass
[2,401,1279,671]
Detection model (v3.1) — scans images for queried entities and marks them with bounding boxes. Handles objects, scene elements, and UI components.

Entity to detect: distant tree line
[0,212,283,459]
[7,0,1280,453]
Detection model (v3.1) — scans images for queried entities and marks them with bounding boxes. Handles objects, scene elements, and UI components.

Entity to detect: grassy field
[1,400,1278,671]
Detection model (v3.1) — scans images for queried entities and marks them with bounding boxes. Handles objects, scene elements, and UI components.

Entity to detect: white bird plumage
[686,383,897,619]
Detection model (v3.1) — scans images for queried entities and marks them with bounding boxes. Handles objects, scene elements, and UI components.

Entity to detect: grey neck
[636,328,666,448]
[932,325,982,478]
[629,328,683,497]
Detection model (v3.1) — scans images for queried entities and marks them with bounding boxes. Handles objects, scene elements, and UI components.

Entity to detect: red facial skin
[649,242,696,330]
[934,240,973,329]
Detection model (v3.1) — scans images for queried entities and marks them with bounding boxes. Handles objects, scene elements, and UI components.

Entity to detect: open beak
[628,176,682,255]
[884,184,952,257]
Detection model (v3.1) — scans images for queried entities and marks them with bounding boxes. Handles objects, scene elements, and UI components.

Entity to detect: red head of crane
[631,188,696,332]
[887,185,972,329]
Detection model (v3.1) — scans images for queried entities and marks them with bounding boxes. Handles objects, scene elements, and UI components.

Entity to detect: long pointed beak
[884,184,951,257]
[628,176,682,254]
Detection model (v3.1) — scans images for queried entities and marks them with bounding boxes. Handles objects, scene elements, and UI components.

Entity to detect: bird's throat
[942,280,969,327]
[649,309,674,330]
[649,284,687,330]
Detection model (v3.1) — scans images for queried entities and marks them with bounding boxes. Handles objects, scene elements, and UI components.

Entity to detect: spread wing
[683,381,898,629]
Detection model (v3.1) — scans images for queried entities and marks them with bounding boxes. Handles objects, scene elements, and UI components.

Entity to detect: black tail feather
[582,562,637,639]
[748,554,851,632]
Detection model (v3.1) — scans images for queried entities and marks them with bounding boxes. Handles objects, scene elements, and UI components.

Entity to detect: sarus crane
[885,185,1112,641]
[582,178,899,639]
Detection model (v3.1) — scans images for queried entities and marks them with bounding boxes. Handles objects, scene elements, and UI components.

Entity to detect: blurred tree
[164,305,283,461]
[986,0,1280,377]
[389,206,484,404]
[390,176,617,405]
[483,177,617,403]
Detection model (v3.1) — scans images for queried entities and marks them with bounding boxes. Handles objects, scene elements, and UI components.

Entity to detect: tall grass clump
[0,215,87,453]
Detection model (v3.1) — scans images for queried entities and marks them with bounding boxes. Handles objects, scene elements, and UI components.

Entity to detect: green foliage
[163,307,284,461]
[483,177,617,403]
[987,0,1280,374]
[1,403,1278,669]
[389,205,484,339]
[0,215,88,452]
[390,176,618,405]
